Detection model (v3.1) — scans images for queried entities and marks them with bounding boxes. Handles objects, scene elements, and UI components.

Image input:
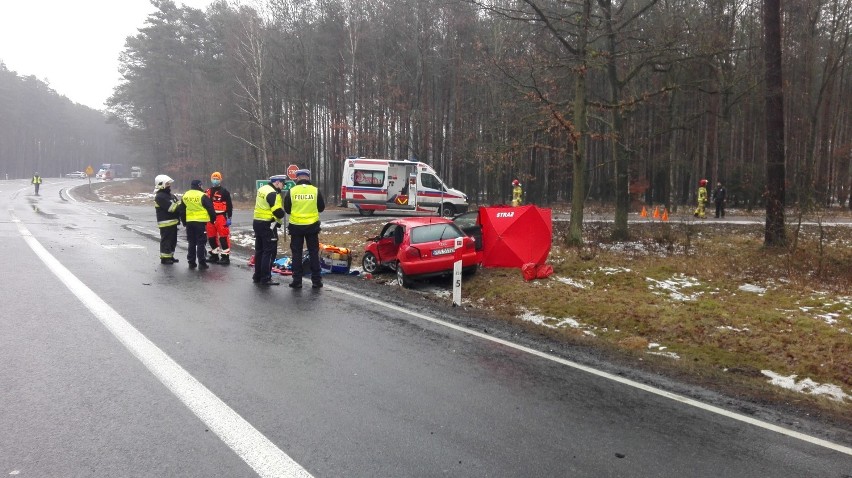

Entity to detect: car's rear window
[410,223,464,244]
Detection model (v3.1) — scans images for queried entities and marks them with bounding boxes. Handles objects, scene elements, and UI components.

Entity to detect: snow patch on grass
[555,276,593,289]
[717,325,750,333]
[647,342,680,359]
[761,370,850,402]
[518,308,595,335]
[646,274,702,302]
[738,283,767,295]
[595,266,632,275]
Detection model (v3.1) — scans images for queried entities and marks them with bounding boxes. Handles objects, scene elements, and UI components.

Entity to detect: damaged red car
[361,217,479,287]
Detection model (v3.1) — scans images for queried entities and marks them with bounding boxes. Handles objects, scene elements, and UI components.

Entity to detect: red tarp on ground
[480,205,552,268]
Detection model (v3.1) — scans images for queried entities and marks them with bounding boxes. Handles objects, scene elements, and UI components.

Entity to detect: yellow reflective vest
[288,184,320,225]
[697,186,708,204]
[254,184,283,221]
[182,189,211,223]
[512,185,523,206]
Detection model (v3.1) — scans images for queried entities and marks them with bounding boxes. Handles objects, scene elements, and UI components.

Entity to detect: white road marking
[101,244,146,250]
[327,285,852,456]
[10,209,313,478]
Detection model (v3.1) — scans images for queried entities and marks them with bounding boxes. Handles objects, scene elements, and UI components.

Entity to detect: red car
[362,217,480,287]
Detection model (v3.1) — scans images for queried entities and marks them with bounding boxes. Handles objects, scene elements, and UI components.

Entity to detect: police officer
[253,175,287,286]
[32,172,42,195]
[712,181,727,218]
[181,179,217,269]
[284,169,325,289]
[153,174,182,264]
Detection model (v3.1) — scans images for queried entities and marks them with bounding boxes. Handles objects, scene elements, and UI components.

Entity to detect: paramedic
[205,171,234,264]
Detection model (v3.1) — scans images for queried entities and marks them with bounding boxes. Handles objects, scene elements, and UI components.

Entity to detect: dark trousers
[185,222,208,265]
[715,201,725,218]
[290,232,321,284]
[34,183,40,195]
[253,220,278,282]
[159,225,178,258]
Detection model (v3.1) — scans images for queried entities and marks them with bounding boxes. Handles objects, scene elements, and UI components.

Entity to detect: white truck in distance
[340,158,468,216]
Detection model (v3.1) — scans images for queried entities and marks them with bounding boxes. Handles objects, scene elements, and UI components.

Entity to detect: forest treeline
[3,0,849,243]
[0,64,131,179]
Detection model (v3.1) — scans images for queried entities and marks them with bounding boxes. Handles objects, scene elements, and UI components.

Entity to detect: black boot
[219,254,230,265]
[208,252,220,263]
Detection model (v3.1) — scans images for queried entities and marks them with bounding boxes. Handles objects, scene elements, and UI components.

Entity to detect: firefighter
[511,179,523,207]
[32,172,42,195]
[153,174,182,264]
[284,169,325,289]
[252,175,287,286]
[694,179,708,218]
[205,171,234,264]
[181,179,217,269]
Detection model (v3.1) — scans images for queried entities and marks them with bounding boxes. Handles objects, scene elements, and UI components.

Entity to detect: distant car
[361,217,479,288]
[65,171,87,178]
[130,166,142,178]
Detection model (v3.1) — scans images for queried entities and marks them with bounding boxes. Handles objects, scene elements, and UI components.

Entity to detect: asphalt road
[1,178,850,477]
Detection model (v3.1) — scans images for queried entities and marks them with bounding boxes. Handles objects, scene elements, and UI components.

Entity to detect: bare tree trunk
[599,0,629,240]
[233,11,270,177]
[568,0,592,246]
[764,0,787,246]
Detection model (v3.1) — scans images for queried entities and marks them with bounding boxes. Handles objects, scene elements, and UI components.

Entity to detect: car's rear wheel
[396,262,413,288]
[362,252,379,273]
[358,208,375,217]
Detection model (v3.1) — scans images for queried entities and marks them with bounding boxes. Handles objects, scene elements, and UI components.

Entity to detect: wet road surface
[1,178,850,477]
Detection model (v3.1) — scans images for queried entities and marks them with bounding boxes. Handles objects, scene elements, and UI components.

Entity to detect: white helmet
[154,174,174,192]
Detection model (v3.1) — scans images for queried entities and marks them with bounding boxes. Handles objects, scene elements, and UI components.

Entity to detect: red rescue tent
[480,205,552,268]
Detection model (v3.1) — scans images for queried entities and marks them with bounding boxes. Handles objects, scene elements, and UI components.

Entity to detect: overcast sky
[0,0,213,110]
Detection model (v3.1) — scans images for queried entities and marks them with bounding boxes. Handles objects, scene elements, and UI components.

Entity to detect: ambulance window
[354,170,385,187]
[421,173,444,190]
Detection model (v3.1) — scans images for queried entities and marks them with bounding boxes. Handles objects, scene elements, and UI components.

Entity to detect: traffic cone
[640,206,648,218]
[662,208,669,221]
[653,206,660,219]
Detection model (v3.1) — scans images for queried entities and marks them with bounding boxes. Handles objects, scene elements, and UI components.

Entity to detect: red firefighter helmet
[512,179,520,186]
[699,179,707,187]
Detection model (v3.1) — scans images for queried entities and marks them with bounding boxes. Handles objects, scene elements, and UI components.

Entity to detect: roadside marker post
[452,236,463,306]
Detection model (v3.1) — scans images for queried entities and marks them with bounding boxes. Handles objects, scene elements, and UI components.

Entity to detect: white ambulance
[341,158,469,216]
